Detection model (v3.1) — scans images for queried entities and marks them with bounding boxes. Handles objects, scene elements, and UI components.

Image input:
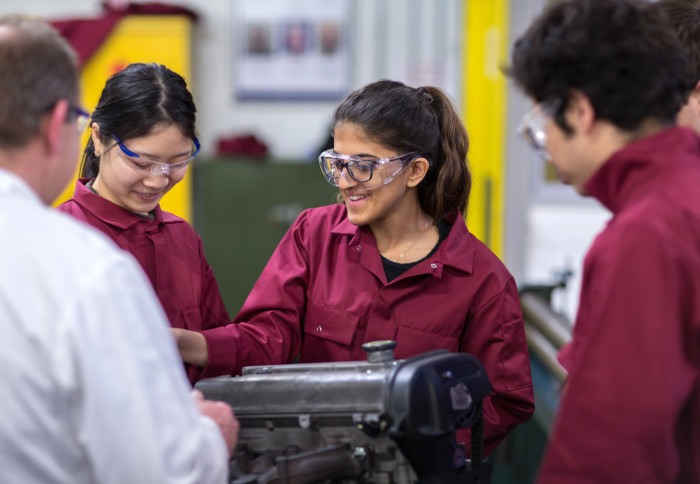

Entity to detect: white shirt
[0,168,228,484]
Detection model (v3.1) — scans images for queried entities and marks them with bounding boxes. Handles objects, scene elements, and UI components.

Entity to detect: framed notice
[234,0,351,101]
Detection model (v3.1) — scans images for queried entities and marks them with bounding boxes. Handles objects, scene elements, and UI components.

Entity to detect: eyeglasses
[72,107,91,133]
[517,101,558,161]
[318,150,426,190]
[43,101,90,133]
[111,135,201,176]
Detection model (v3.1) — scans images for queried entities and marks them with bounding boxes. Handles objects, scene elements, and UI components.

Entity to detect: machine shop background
[1,1,613,481]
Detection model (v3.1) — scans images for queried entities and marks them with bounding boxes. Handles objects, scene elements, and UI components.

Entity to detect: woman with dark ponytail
[175,80,534,454]
[57,63,229,383]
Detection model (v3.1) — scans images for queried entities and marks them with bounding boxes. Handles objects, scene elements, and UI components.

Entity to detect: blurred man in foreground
[0,14,237,483]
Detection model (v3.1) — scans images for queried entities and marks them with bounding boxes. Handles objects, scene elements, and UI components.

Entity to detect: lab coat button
[431,263,438,269]
[356,245,361,251]
[316,325,322,332]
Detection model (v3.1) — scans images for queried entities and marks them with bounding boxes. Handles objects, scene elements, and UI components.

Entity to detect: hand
[172,328,209,368]
[192,390,239,458]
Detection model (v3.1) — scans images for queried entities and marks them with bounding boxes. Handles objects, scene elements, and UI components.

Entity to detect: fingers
[190,389,205,403]
[198,399,239,457]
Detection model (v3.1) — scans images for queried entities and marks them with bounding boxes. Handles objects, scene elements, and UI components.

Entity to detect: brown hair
[331,80,471,221]
[0,15,79,148]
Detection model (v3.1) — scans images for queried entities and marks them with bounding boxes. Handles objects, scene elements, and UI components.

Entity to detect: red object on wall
[216,134,269,159]
[49,2,198,67]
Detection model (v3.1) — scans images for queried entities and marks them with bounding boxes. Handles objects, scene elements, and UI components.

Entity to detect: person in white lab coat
[0,14,238,484]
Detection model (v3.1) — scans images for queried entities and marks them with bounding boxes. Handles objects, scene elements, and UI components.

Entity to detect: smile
[348,194,368,201]
[135,192,161,200]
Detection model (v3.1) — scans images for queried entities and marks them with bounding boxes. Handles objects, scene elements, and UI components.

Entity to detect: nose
[141,172,170,189]
[336,166,357,189]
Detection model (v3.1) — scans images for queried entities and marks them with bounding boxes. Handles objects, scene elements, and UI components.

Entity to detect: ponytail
[80,131,99,178]
[415,86,471,221]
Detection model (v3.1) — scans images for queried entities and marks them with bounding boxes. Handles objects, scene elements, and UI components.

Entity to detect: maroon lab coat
[58,179,229,383]
[539,127,700,483]
[200,205,534,454]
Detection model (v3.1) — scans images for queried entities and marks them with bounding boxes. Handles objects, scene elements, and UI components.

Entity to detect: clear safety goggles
[111,134,201,176]
[517,101,558,162]
[72,106,91,133]
[318,150,426,190]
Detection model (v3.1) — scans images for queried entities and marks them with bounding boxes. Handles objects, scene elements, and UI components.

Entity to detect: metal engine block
[195,341,493,484]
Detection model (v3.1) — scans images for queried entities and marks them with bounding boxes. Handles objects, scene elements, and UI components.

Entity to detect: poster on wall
[234,0,351,101]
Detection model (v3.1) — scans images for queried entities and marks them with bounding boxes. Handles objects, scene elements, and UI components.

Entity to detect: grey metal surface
[521,292,572,351]
[199,370,388,416]
[196,348,491,483]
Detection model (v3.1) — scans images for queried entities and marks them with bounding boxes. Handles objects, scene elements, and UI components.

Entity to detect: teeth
[348,194,366,201]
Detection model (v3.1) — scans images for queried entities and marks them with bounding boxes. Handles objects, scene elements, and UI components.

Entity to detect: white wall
[195,0,463,159]
[0,0,101,18]
[505,0,611,322]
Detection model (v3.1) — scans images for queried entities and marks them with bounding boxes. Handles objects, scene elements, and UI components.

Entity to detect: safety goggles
[72,106,91,133]
[111,135,201,176]
[318,150,426,190]
[43,101,90,133]
[517,101,560,162]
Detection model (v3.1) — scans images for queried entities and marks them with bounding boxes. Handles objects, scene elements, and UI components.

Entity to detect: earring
[94,150,100,158]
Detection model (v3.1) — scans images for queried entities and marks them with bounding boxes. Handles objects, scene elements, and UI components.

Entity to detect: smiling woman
[90,123,194,215]
[173,79,535,457]
[111,133,200,177]
[55,63,229,384]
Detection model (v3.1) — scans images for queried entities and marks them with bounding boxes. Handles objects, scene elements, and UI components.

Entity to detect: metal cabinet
[192,158,337,313]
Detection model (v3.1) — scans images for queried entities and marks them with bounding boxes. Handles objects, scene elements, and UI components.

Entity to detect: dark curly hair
[508,0,688,134]
[653,0,700,93]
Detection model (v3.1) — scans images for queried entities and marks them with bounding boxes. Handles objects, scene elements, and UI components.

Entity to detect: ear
[43,99,70,156]
[566,89,596,134]
[91,122,104,155]
[689,81,700,107]
[406,157,431,188]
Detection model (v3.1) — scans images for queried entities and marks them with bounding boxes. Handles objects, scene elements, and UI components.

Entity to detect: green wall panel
[192,159,337,315]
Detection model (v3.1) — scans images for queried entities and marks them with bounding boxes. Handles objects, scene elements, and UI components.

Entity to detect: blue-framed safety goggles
[111,134,201,176]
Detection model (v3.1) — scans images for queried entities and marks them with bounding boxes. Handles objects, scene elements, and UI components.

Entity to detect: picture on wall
[234,0,351,101]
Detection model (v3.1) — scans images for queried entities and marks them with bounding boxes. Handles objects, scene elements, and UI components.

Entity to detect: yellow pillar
[463,0,509,257]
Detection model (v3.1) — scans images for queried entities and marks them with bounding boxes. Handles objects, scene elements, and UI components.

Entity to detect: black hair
[654,0,700,93]
[508,0,688,133]
[81,62,197,177]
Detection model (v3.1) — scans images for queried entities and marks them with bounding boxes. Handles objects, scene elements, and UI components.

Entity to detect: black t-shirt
[381,218,451,282]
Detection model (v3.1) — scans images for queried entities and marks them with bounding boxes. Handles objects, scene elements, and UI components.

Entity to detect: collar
[583,127,700,214]
[330,209,474,275]
[72,178,182,229]
[0,167,43,206]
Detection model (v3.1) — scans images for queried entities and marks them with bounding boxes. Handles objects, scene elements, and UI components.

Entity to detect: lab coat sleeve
[69,252,228,483]
[459,276,535,455]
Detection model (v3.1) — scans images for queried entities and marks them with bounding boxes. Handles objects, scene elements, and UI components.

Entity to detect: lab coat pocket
[303,302,360,346]
[394,325,459,359]
[501,318,531,390]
